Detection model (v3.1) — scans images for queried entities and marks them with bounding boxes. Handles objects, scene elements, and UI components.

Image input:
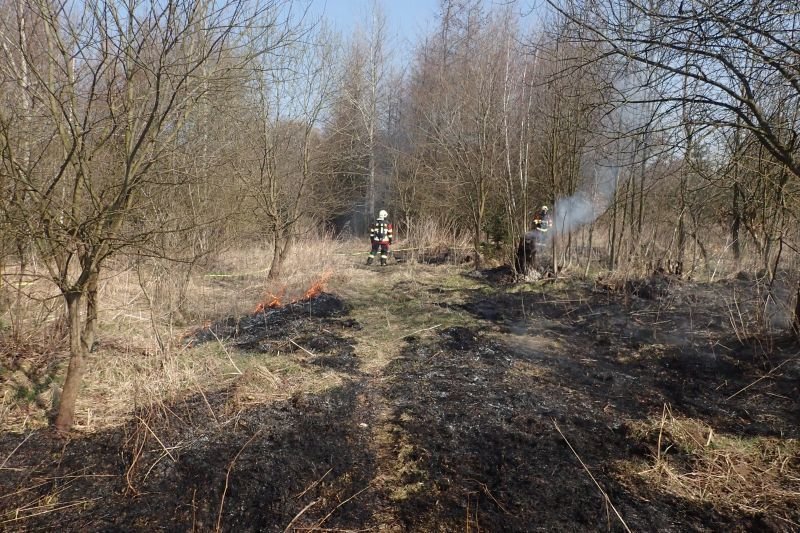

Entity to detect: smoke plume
[521,164,620,245]
[552,166,619,236]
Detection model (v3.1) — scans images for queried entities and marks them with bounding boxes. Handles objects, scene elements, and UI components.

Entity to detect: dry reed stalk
[208,329,242,375]
[0,432,32,470]
[726,358,796,400]
[294,526,375,533]
[124,412,154,495]
[283,498,321,533]
[553,420,633,533]
[311,483,372,531]
[193,381,220,426]
[8,468,94,520]
[2,497,102,525]
[290,339,317,358]
[134,415,175,462]
[215,429,263,533]
[293,467,333,500]
[631,411,800,521]
[394,324,442,341]
[472,478,511,515]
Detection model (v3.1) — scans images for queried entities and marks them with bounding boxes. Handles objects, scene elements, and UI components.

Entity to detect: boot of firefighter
[366,255,374,265]
[380,255,387,266]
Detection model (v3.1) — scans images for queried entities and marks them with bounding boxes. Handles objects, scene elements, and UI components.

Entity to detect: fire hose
[335,246,472,256]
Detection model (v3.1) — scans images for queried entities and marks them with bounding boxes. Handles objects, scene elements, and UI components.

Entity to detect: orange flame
[254,287,285,313]
[302,271,333,300]
[253,271,333,313]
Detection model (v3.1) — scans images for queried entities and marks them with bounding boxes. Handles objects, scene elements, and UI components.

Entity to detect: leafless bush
[402,217,471,264]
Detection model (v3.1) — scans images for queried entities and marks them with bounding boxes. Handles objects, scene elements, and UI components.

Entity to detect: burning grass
[253,270,334,313]
[625,405,800,524]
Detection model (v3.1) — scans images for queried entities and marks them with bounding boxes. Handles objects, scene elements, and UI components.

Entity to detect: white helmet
[378,209,388,220]
[542,205,549,212]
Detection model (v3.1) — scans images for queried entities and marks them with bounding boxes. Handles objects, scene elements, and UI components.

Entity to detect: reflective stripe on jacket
[369,220,393,244]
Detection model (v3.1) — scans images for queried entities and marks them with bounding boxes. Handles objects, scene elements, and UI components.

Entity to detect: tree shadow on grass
[457,280,799,439]
[0,380,382,532]
[380,319,797,531]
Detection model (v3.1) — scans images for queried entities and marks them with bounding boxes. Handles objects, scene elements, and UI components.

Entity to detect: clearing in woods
[1,260,798,531]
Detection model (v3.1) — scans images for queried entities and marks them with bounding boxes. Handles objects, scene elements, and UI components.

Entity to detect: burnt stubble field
[1,265,798,532]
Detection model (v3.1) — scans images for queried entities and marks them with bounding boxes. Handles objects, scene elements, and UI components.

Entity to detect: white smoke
[532,166,619,241]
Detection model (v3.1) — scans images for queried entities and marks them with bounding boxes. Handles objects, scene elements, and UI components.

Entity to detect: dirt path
[0,263,798,531]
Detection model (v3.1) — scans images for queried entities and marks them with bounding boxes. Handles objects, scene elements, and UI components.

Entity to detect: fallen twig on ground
[311,483,372,530]
[2,497,102,524]
[209,329,242,376]
[294,467,333,499]
[215,429,264,533]
[553,420,632,533]
[726,358,796,401]
[0,432,32,470]
[136,416,175,462]
[283,498,321,532]
[290,339,317,358]
[395,324,442,341]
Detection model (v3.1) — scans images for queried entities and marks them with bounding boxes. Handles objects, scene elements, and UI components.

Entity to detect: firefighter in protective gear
[533,205,552,232]
[367,209,393,266]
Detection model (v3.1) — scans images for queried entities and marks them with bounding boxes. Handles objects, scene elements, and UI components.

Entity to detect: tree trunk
[609,169,619,269]
[84,270,99,351]
[731,176,741,262]
[794,280,800,338]
[515,234,535,275]
[472,194,485,269]
[617,175,629,268]
[472,233,483,269]
[368,151,376,222]
[584,222,594,277]
[54,292,87,432]
[267,232,293,281]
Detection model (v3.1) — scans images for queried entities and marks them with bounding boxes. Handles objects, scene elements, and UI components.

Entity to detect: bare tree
[411,1,509,267]
[0,0,294,431]
[552,0,800,177]
[238,24,338,280]
[549,0,800,273]
[326,1,391,231]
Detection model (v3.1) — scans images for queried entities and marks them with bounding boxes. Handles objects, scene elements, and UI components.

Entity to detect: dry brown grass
[337,259,481,374]
[625,405,800,524]
[400,217,472,263]
[70,237,481,428]
[1,235,483,432]
[0,238,366,432]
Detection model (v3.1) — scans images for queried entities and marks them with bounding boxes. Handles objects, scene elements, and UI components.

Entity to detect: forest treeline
[1,0,799,429]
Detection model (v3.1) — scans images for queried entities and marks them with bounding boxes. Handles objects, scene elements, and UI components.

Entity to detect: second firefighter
[367,210,393,266]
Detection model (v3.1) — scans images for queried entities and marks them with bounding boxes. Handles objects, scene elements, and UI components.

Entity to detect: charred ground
[1,264,798,532]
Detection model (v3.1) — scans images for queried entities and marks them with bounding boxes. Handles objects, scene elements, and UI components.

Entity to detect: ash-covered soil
[1,275,798,532]
[190,292,361,371]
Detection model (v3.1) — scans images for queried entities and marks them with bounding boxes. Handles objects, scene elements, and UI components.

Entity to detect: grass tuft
[627,405,800,522]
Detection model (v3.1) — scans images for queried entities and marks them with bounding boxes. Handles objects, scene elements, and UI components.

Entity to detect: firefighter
[367,209,393,266]
[533,205,552,232]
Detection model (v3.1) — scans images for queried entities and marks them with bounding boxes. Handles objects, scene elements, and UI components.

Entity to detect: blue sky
[315,0,439,34]
[306,0,440,55]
